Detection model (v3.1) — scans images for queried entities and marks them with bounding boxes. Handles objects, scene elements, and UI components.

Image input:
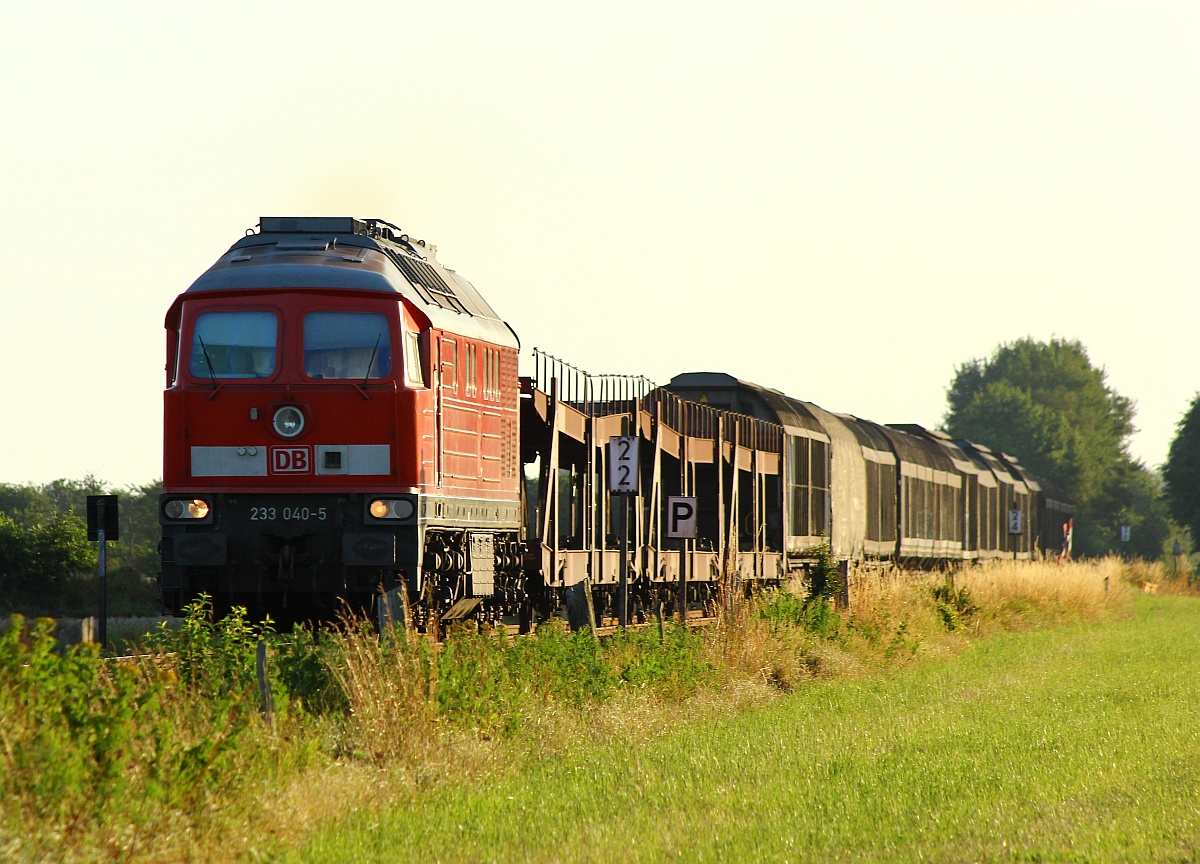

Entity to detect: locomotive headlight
[164,498,212,521]
[273,406,305,438]
[187,499,210,518]
[367,497,416,522]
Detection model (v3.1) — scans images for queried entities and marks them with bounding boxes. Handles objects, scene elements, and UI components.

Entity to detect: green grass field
[290,595,1200,863]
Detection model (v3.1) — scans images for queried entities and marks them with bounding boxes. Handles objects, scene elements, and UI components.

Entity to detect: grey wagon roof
[666,372,826,436]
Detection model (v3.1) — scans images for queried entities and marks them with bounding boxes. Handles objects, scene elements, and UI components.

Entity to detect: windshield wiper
[197,336,218,391]
[361,334,382,387]
[347,334,383,401]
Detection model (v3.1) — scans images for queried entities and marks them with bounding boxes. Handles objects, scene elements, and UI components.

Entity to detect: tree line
[0,478,162,616]
[944,337,1193,562]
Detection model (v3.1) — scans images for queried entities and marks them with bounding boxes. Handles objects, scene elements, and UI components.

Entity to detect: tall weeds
[0,598,308,862]
[709,549,850,694]
[327,614,713,763]
[325,616,435,767]
[1,558,1147,862]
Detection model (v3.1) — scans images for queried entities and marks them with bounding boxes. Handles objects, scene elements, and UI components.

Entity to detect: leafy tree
[0,512,95,611]
[116,480,164,562]
[0,478,163,615]
[944,338,1165,556]
[946,338,1133,505]
[0,484,57,527]
[1092,462,1175,560]
[37,475,109,519]
[1164,395,1200,543]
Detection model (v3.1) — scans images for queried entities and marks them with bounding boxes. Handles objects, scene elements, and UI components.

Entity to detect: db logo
[270,446,311,474]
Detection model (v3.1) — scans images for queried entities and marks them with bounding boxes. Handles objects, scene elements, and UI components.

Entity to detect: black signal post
[86,495,119,648]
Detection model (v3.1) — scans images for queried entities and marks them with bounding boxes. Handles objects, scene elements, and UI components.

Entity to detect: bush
[432,618,711,733]
[756,546,846,642]
[806,544,842,603]
[274,623,347,716]
[931,578,979,632]
[0,602,291,858]
[0,511,95,611]
[603,620,712,697]
[0,478,164,618]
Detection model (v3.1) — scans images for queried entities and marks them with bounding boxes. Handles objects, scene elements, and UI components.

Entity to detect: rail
[531,348,656,417]
[531,348,783,450]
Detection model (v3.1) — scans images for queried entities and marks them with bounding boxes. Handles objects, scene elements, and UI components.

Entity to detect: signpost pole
[97,522,107,648]
[608,430,639,630]
[620,493,629,629]
[678,534,687,627]
[87,495,118,650]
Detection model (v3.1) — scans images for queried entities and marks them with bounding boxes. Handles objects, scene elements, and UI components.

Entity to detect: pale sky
[1,1,1196,488]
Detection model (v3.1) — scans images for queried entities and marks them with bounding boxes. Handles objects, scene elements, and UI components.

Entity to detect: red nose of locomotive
[159,217,521,622]
[159,290,424,619]
[163,289,419,491]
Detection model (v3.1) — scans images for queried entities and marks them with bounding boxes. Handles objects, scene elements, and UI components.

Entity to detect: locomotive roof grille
[254,217,468,310]
[379,247,468,314]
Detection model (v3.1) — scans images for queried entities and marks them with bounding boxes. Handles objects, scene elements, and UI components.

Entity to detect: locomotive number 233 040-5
[250,506,328,522]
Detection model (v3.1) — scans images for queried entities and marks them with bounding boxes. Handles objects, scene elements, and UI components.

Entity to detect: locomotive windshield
[303,312,392,380]
[190,311,277,379]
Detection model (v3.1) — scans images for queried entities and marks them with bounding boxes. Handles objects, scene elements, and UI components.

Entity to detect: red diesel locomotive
[159,217,523,623]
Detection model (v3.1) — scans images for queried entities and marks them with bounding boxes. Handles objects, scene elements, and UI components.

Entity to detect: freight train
[159,217,1074,627]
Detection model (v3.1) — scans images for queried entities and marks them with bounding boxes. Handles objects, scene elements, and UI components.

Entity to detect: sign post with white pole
[608,435,639,628]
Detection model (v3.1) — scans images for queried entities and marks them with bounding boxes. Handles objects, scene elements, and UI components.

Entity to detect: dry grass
[1124,557,1200,596]
[849,557,1134,639]
[956,557,1128,622]
[705,612,863,694]
[700,557,1141,703]
[324,618,440,772]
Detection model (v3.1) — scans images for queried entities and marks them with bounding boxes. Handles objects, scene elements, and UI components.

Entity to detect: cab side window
[404,328,426,387]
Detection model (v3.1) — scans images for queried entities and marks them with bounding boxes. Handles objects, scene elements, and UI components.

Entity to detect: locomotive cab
[160,218,522,624]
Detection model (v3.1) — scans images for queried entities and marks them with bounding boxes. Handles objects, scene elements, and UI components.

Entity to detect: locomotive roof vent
[257,217,437,258]
[260,216,367,235]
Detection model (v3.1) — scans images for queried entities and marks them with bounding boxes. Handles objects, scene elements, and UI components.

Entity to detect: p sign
[667,496,697,539]
[608,436,639,494]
